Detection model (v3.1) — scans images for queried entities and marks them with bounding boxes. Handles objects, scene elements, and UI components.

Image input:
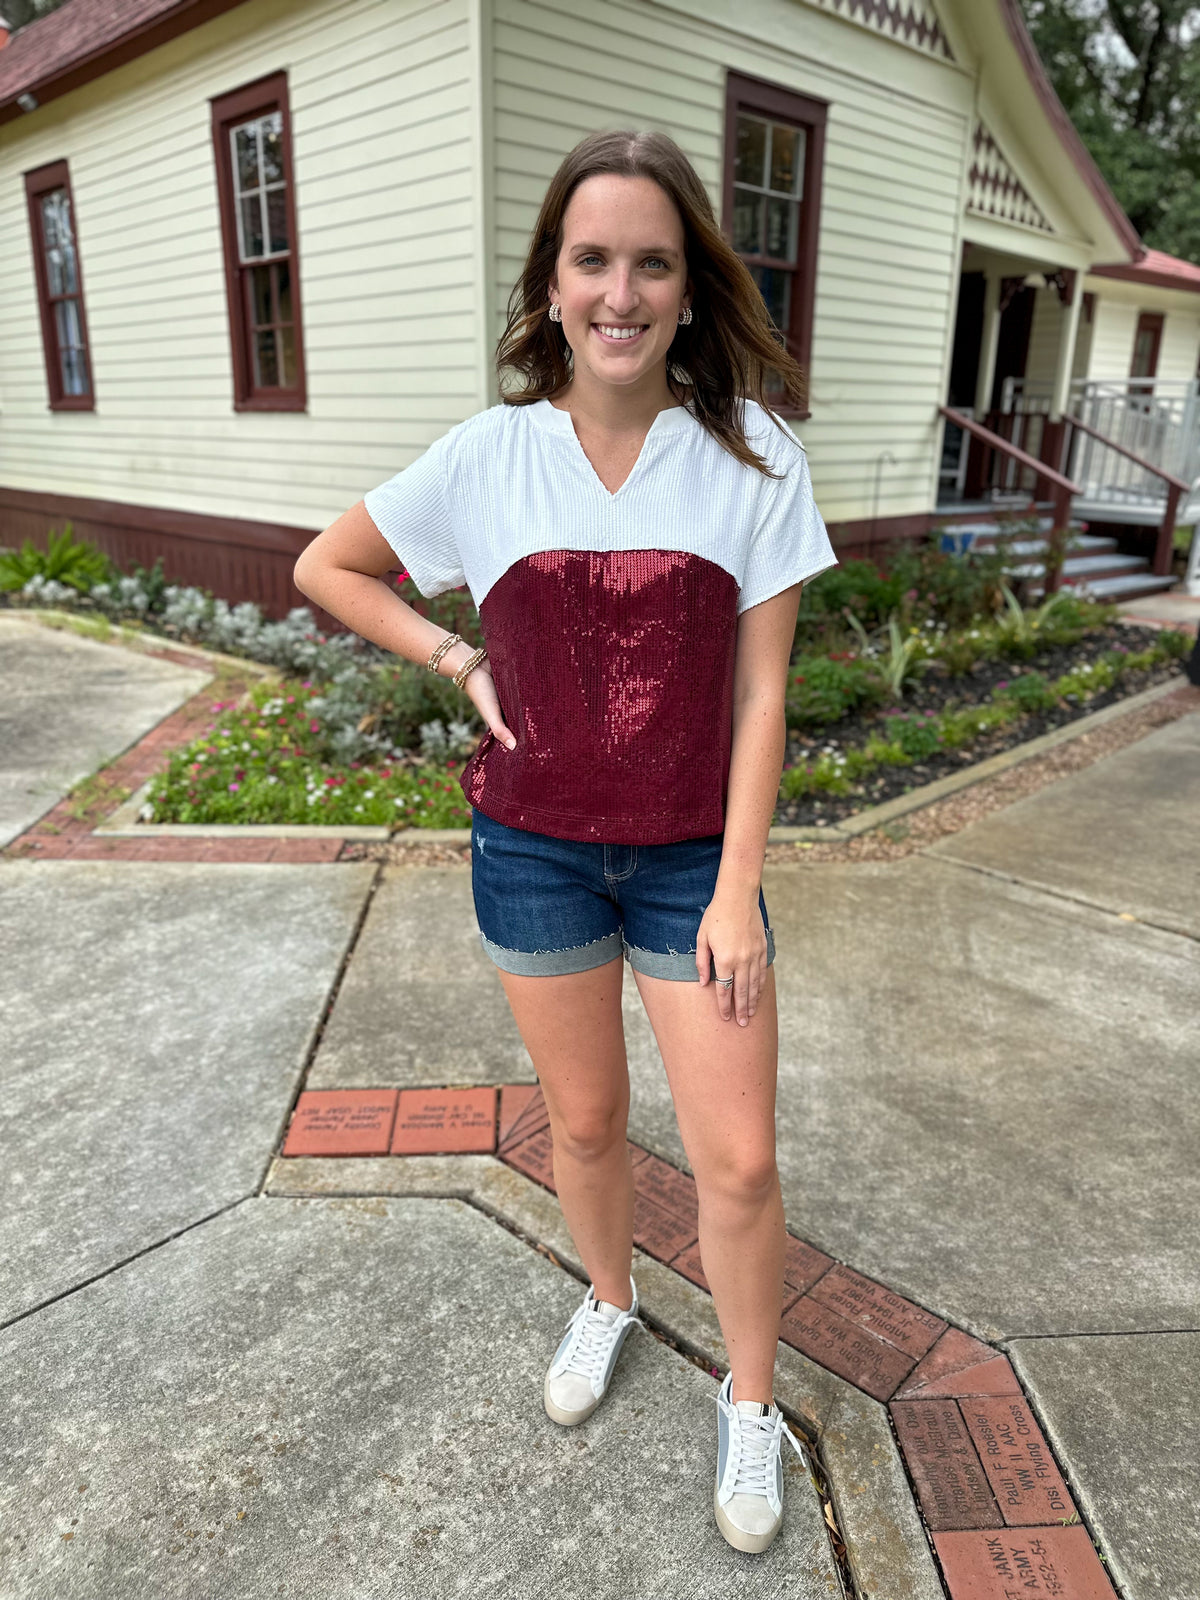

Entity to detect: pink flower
[229,782,240,792]
[310,722,320,733]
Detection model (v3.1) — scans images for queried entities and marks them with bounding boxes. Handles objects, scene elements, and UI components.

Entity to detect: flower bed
[777,621,1187,826]
[141,680,471,827]
[4,524,1191,833]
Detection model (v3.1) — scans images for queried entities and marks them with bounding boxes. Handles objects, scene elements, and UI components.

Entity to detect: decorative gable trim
[807,0,955,61]
[967,121,1054,235]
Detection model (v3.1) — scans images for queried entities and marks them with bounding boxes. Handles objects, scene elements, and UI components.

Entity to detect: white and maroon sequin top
[363,397,837,844]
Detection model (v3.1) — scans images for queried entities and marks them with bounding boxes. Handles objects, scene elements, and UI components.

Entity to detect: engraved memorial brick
[780,1295,916,1401]
[498,1086,550,1149]
[784,1234,835,1295]
[391,1087,497,1154]
[932,1527,1116,1598]
[632,1154,700,1229]
[809,1262,946,1358]
[498,1084,539,1145]
[282,1090,398,1157]
[896,1327,1020,1399]
[669,1241,710,1292]
[890,1399,1002,1530]
[502,1126,557,1191]
[632,1193,697,1262]
[960,1397,1076,1525]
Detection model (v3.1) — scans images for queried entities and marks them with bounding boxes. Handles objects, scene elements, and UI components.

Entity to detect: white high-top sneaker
[712,1369,809,1552]
[543,1275,644,1426]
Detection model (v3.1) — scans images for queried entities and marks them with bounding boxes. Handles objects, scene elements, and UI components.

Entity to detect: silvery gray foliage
[306,668,395,764]
[18,575,77,606]
[419,719,478,760]
[90,574,152,615]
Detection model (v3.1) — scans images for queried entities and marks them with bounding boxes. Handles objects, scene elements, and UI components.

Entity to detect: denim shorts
[470,807,775,981]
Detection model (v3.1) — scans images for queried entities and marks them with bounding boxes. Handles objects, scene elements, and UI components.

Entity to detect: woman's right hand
[460,656,517,750]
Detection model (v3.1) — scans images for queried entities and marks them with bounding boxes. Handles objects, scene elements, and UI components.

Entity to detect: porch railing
[1001,377,1200,507]
[1062,413,1189,576]
[939,406,1081,592]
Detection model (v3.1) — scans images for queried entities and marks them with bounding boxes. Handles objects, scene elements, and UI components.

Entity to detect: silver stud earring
[677,306,693,325]
[548,302,562,322]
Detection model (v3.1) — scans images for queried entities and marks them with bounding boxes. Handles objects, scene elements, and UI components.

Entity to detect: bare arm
[293,501,517,748]
[695,580,802,1025]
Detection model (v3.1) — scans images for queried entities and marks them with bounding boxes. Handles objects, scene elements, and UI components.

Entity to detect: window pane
[769,124,804,197]
[733,190,764,254]
[266,187,289,255]
[250,264,273,327]
[750,265,791,331]
[261,112,284,183]
[234,123,259,192]
[53,299,88,394]
[61,342,90,396]
[765,197,799,262]
[41,190,79,296]
[239,193,264,259]
[254,327,279,387]
[53,295,83,350]
[735,115,767,187]
[280,323,296,387]
[277,261,292,323]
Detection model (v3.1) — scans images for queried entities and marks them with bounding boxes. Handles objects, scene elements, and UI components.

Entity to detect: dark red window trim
[1130,311,1164,382]
[210,70,307,412]
[24,158,95,412]
[722,69,828,422]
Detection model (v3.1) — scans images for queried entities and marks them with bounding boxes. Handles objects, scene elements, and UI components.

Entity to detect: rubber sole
[543,1374,602,1426]
[713,1482,783,1554]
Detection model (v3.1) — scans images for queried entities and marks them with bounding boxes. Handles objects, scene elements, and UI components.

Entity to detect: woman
[294,128,838,1555]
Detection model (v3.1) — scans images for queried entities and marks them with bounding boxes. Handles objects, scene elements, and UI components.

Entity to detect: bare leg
[633,965,785,1403]
[496,956,634,1309]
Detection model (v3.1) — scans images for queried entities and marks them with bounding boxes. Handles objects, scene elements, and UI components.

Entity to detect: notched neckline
[533,397,694,501]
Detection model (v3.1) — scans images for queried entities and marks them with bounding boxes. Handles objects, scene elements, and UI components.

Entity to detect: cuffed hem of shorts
[623,924,776,981]
[479,927,624,977]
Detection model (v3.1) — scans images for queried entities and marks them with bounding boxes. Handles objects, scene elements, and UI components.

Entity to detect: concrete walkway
[0,615,210,848]
[1,616,1196,1598]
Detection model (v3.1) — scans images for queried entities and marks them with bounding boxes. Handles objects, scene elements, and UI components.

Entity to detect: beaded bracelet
[452,645,488,690]
[426,632,462,674]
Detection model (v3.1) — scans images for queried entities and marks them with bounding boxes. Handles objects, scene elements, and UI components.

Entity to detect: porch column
[1049,271,1084,421]
[974,271,1002,417]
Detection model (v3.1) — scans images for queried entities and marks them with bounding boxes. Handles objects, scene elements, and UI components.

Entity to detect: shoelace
[713,1394,808,1495]
[559,1298,645,1382]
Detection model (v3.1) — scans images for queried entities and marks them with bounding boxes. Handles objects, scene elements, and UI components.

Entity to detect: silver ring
[716,975,734,987]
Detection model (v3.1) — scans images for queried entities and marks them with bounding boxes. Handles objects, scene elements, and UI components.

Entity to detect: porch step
[1026,572,1179,603]
[1007,552,1152,582]
[971,533,1119,559]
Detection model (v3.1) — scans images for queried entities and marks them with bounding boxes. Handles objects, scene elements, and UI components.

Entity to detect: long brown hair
[494,128,807,478]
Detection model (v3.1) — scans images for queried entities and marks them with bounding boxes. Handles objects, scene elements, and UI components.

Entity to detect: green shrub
[785,653,887,727]
[879,712,943,761]
[994,671,1057,713]
[0,524,113,593]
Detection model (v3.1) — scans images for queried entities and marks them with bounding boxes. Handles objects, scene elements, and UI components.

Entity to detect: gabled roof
[995,0,1141,262]
[1091,247,1200,297]
[0,0,251,125]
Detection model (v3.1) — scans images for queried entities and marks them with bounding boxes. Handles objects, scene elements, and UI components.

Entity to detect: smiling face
[548,172,691,398]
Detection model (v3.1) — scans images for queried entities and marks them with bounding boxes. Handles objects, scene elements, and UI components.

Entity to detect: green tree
[1020,1,1200,259]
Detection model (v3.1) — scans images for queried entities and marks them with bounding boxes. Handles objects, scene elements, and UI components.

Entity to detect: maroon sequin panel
[459,549,739,844]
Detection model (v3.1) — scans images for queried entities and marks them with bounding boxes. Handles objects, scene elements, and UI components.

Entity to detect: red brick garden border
[3,668,351,864]
[281,1082,1118,1599]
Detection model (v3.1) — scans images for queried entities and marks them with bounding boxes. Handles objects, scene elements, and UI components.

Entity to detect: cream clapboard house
[1,0,1196,616]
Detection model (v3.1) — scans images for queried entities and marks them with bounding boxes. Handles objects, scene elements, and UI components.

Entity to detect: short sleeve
[362,428,466,598]
[736,427,839,615]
